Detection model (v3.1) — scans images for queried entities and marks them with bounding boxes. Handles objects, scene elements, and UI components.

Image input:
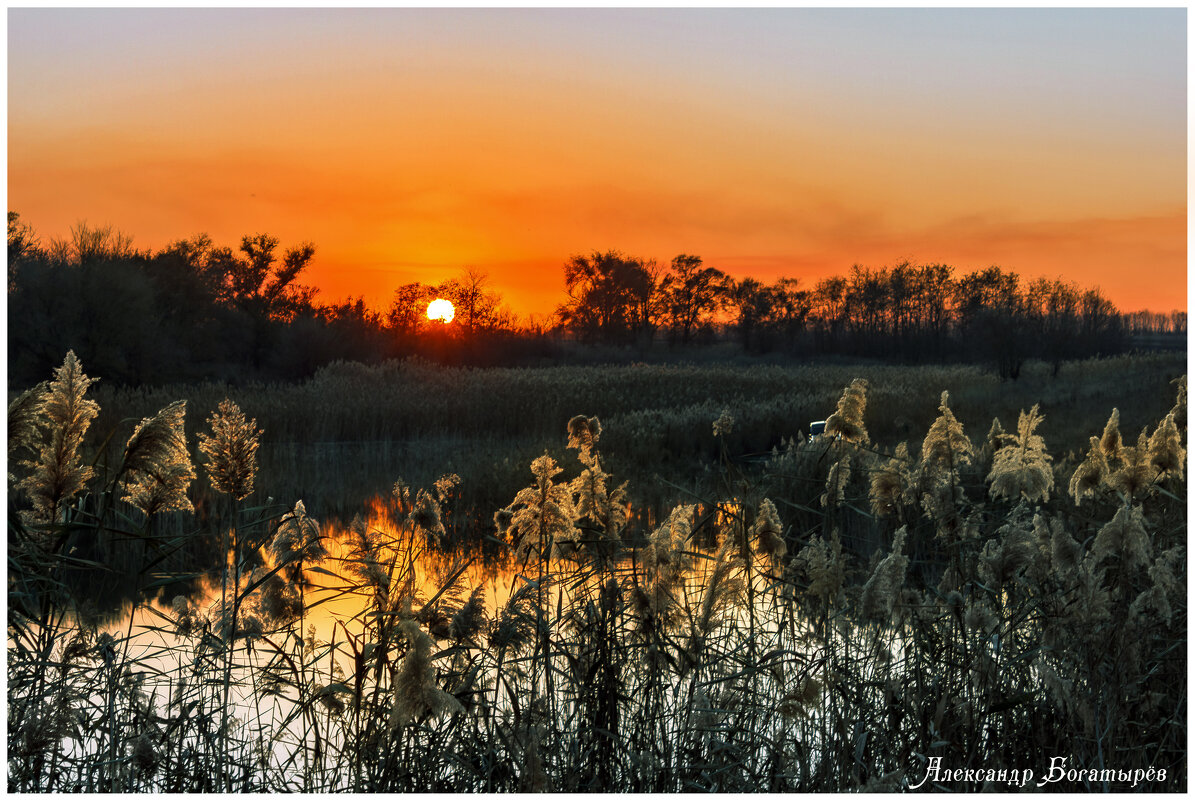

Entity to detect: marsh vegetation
[7,353,1187,791]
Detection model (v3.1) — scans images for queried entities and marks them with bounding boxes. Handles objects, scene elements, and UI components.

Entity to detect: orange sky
[7,9,1187,316]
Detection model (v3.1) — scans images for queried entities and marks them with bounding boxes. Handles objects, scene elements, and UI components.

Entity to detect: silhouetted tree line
[556,250,1139,379]
[7,214,545,387]
[7,213,1167,388]
[1122,309,1186,335]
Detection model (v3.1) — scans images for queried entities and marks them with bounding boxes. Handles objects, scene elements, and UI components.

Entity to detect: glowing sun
[426,298,455,323]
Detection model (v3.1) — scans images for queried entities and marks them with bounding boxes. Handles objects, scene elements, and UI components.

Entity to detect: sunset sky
[8,8,1187,316]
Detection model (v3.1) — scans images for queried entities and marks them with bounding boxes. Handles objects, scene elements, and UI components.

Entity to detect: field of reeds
[7,352,1187,791]
[87,353,1184,520]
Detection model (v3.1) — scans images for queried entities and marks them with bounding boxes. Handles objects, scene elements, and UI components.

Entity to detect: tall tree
[221,234,318,319]
[436,268,515,334]
[557,250,658,344]
[387,282,436,336]
[660,254,729,344]
[953,266,1029,379]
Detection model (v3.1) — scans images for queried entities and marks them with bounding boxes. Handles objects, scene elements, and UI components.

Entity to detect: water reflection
[73,490,827,792]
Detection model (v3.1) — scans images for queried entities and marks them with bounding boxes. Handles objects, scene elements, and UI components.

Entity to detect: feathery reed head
[410,488,447,545]
[870,447,909,517]
[633,503,695,629]
[392,477,412,510]
[779,674,823,720]
[712,408,734,437]
[1049,520,1083,578]
[434,472,461,502]
[1130,545,1184,627]
[1098,408,1123,459]
[18,351,100,521]
[7,381,48,472]
[390,618,463,729]
[690,536,745,648]
[984,416,1005,453]
[859,527,909,622]
[346,514,391,600]
[977,520,1034,589]
[825,378,869,443]
[1147,411,1185,479]
[921,390,973,470]
[493,506,514,537]
[197,399,260,500]
[1091,504,1152,572]
[121,400,195,516]
[271,499,327,566]
[987,404,1054,503]
[508,453,579,558]
[820,452,851,508]
[566,414,602,452]
[750,498,786,562]
[171,594,201,637]
[449,586,489,643]
[1106,429,1154,499]
[1170,374,1186,429]
[795,530,846,605]
[1068,436,1107,506]
[963,600,998,636]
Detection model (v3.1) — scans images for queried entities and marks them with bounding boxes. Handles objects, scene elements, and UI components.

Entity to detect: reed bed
[81,353,1185,519]
[7,353,1186,791]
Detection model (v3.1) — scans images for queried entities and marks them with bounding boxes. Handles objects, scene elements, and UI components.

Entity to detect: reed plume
[434,472,461,502]
[749,497,786,563]
[345,514,390,601]
[779,673,823,720]
[271,500,327,569]
[1169,374,1186,429]
[409,488,447,546]
[918,391,972,533]
[18,351,99,521]
[980,417,1004,465]
[920,390,973,470]
[1130,545,1184,627]
[825,378,869,443]
[987,404,1053,503]
[963,599,998,636]
[392,477,412,511]
[1068,436,1107,505]
[869,443,910,517]
[1106,428,1154,499]
[682,536,744,670]
[389,618,463,729]
[1099,407,1123,459]
[794,530,845,605]
[860,527,909,623]
[506,453,579,559]
[253,567,303,626]
[568,416,629,543]
[449,586,489,644]
[1048,518,1083,578]
[1091,504,1151,572]
[121,400,196,516]
[7,381,47,482]
[197,399,260,500]
[567,414,603,454]
[490,577,539,653]
[1146,410,1184,479]
[633,503,694,629]
[977,518,1034,590]
[820,452,850,508]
